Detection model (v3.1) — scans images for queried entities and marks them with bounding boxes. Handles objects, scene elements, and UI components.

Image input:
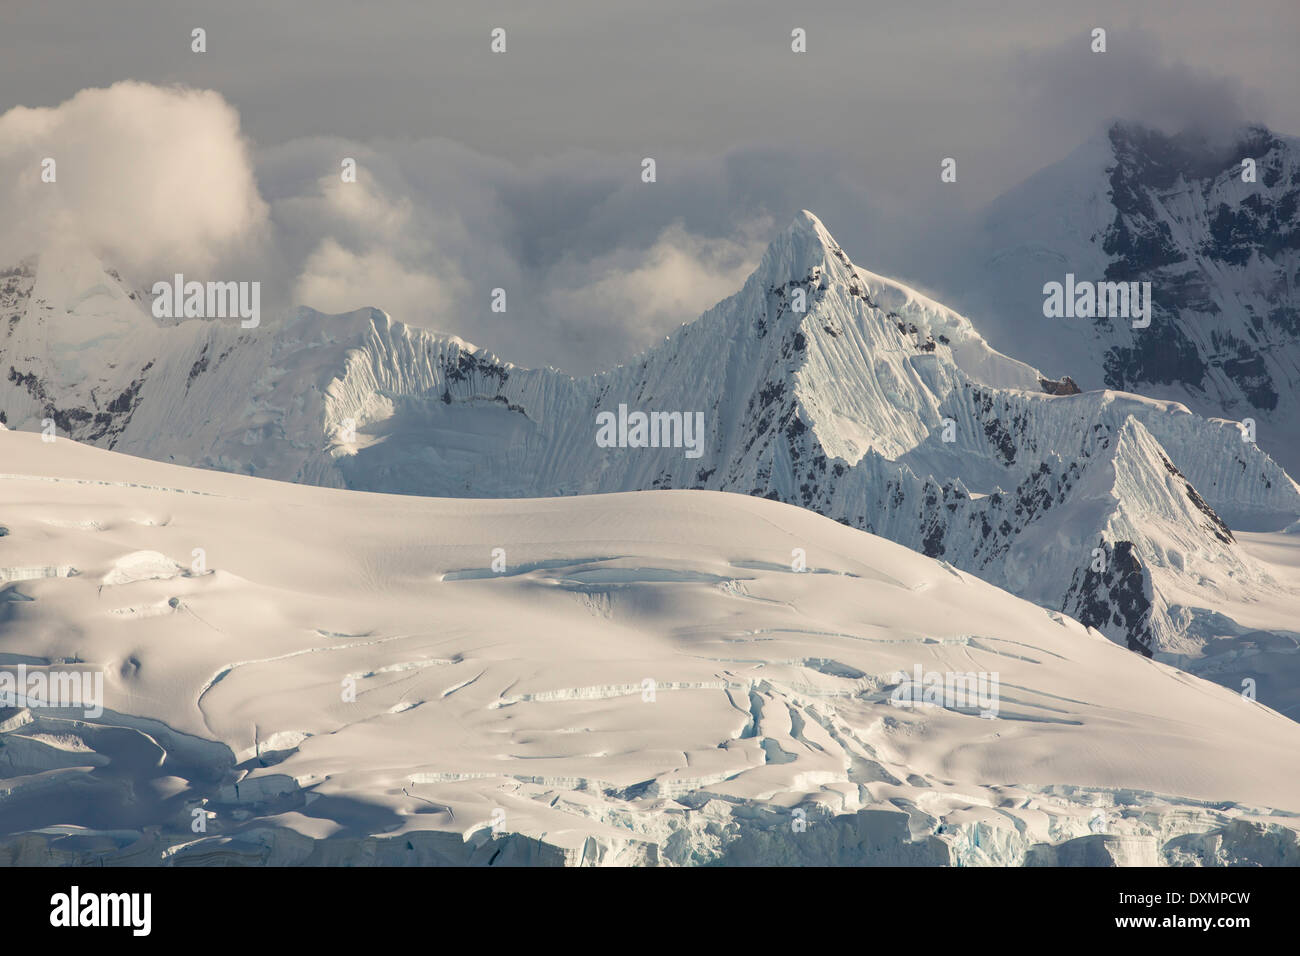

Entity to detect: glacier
[2,430,1299,866]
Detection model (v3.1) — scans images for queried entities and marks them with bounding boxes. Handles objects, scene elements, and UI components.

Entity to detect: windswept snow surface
[2,431,1299,866]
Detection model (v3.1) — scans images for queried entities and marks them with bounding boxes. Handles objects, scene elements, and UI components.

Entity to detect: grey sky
[2,0,1296,371]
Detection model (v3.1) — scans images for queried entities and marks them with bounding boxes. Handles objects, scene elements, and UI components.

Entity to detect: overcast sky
[2,0,1296,371]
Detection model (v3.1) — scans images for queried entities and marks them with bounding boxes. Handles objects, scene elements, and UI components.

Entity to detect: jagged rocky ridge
[2,214,1297,660]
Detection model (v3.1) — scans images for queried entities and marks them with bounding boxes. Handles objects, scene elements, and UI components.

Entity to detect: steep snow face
[4,432,1300,867]
[1,213,1297,662]
[1057,415,1275,657]
[965,122,1300,476]
[1,243,158,446]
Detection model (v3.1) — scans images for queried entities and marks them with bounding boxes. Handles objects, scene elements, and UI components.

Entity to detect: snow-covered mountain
[4,431,1300,866]
[2,214,1298,668]
[959,121,1300,477]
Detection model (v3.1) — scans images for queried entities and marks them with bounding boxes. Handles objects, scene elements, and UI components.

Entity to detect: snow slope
[2,430,1299,866]
[2,214,1297,664]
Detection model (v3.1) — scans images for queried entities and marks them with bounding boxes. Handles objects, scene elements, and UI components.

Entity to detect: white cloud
[0,81,269,276]
[295,239,463,321]
[15,68,1269,377]
[283,167,472,326]
[543,221,769,345]
[0,82,928,373]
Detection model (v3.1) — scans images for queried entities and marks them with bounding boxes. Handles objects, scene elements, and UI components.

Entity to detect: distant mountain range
[5,194,1298,672]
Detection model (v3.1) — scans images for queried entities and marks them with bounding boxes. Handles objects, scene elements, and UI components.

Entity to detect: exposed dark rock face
[1062,541,1155,656]
[974,121,1300,475]
[1101,124,1297,444]
[1039,376,1081,396]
